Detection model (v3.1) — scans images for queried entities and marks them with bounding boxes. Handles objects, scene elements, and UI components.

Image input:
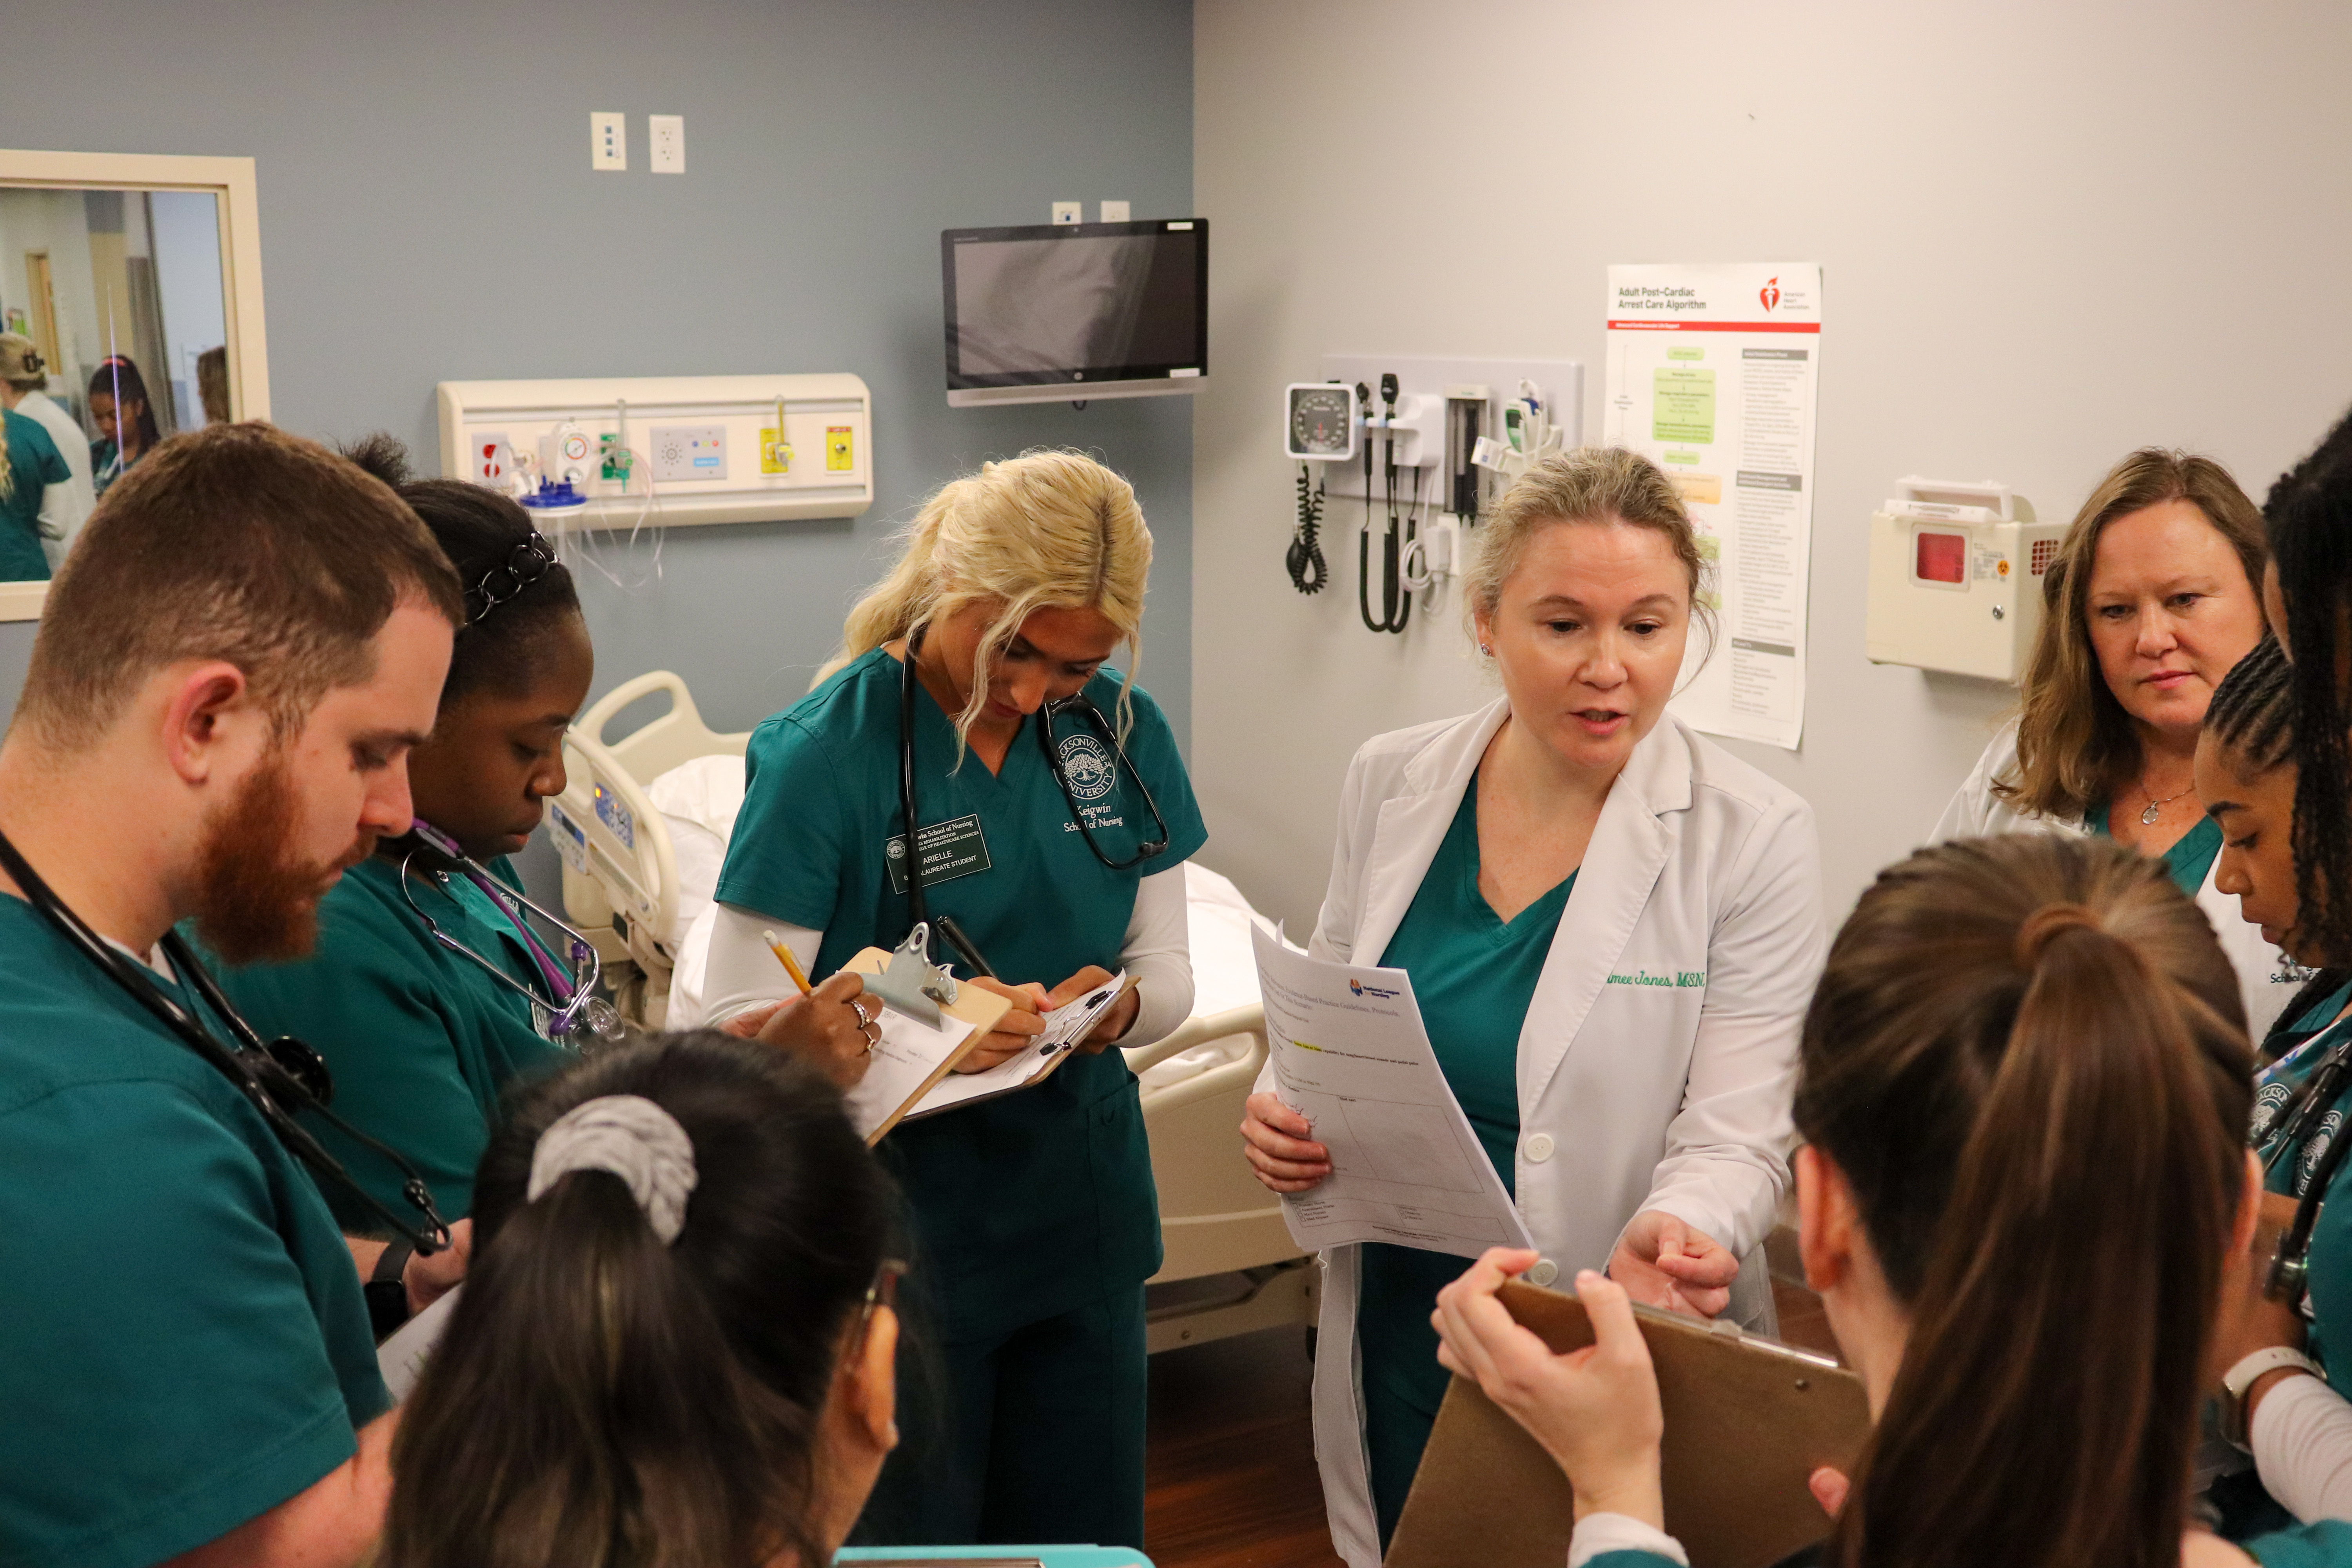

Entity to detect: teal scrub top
[713,648,1208,1341]
[0,407,69,581]
[0,897,388,1568]
[1358,775,1575,1421]
[2086,800,2222,896]
[2255,980,2352,1367]
[208,854,570,1230]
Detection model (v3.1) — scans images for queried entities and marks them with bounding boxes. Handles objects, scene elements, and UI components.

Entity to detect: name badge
[886,813,994,895]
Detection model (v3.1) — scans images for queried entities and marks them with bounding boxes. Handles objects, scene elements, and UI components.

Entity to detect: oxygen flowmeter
[1865,476,2063,681]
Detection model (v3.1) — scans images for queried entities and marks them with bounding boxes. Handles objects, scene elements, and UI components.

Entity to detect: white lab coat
[1933,723,2293,1040]
[1276,699,1826,1568]
[11,390,93,568]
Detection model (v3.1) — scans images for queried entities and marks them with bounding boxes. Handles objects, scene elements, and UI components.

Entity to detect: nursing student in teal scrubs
[1434,833,2352,1568]
[215,436,873,1262]
[0,423,462,1566]
[1934,446,2290,1033]
[698,450,1208,1552]
[0,405,70,580]
[2198,634,2352,1530]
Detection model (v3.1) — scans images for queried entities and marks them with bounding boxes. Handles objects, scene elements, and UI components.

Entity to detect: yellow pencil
[761,928,815,996]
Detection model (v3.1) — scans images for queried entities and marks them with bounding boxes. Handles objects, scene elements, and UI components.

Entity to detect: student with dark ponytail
[1432,834,2352,1568]
[213,436,876,1339]
[381,1030,904,1568]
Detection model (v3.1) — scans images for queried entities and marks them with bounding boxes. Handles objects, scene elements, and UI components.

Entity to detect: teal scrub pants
[857,1285,1149,1550]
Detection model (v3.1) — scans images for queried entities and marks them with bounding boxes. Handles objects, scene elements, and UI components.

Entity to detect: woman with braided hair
[210,436,876,1345]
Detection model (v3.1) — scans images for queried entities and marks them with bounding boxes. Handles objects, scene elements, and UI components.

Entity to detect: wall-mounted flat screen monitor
[942,219,1207,408]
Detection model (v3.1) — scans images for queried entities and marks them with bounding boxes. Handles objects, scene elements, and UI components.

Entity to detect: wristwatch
[365,1238,415,1344]
[2223,1345,2325,1450]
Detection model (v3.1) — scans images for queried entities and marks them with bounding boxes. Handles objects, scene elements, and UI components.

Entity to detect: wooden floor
[1146,1326,1343,1568]
[1140,1243,1841,1568]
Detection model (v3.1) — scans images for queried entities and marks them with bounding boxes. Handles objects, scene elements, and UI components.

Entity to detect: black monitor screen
[944,221,1207,388]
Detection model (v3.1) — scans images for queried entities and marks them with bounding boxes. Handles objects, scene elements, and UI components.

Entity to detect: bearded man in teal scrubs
[0,423,466,1568]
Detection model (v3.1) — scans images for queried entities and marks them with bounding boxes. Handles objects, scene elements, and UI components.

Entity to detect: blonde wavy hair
[1999,448,2266,820]
[820,448,1152,747]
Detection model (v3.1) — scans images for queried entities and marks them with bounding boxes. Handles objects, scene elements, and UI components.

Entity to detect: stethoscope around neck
[2254,1008,2352,1301]
[0,822,455,1255]
[896,625,1171,953]
[394,820,624,1046]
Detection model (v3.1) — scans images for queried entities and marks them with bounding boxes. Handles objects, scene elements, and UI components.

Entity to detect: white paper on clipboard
[1252,926,1531,1258]
[378,1285,461,1403]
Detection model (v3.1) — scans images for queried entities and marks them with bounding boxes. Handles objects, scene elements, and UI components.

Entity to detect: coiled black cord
[1287,464,1329,594]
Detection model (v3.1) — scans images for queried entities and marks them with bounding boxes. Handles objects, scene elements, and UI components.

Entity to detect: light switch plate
[590,112,625,171]
[649,114,685,173]
[1099,200,1130,222]
[1051,200,1081,225]
[650,424,727,482]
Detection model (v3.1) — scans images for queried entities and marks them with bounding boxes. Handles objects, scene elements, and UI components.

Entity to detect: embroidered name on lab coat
[1607,968,1708,989]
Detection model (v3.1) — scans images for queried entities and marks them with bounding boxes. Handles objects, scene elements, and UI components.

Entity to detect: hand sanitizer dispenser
[1865,477,2065,682]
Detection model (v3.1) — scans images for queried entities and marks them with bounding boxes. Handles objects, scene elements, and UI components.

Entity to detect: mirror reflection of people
[1935,448,2287,1033]
[88,355,162,497]
[196,344,231,424]
[0,388,72,582]
[0,334,94,567]
[379,1033,904,1568]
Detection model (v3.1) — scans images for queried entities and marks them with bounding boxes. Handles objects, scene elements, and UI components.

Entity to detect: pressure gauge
[1285,382,1359,461]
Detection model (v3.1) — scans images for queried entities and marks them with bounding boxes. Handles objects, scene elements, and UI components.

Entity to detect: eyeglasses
[861,1258,909,1331]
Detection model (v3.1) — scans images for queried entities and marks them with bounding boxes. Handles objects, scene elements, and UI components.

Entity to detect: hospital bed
[548,671,1314,1353]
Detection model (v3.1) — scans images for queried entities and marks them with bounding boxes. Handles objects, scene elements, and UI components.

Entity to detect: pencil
[761,928,815,996]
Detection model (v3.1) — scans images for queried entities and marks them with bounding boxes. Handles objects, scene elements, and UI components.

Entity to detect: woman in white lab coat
[1935,447,2289,1035]
[1240,448,1825,1568]
[0,335,94,566]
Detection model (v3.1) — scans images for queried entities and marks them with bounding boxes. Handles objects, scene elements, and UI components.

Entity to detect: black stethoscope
[2253,1011,2352,1301]
[897,627,1168,955]
[0,823,454,1255]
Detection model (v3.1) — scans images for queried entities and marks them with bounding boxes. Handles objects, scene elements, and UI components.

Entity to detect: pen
[933,915,997,980]
[761,928,815,996]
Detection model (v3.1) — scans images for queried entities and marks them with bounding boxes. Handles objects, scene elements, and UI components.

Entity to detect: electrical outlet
[1099,200,1130,222]
[473,432,513,486]
[650,424,727,482]
[649,114,685,173]
[1051,200,1080,225]
[590,111,625,171]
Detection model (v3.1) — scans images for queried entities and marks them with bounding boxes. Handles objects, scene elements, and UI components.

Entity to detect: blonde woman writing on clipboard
[696,450,1207,1552]
[1240,448,1827,1565]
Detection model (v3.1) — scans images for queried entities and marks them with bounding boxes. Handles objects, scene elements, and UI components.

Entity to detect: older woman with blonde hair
[1936,446,2287,1033]
[698,448,1206,1552]
[1241,447,1825,1565]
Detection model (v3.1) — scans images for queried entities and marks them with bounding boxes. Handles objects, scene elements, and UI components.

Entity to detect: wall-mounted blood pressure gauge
[1285,381,1359,461]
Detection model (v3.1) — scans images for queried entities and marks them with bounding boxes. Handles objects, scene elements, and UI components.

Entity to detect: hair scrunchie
[526,1094,699,1244]
[2014,900,2102,968]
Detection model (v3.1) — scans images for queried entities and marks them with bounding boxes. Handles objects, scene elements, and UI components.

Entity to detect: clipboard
[900,973,1140,1122]
[1387,1279,1869,1568]
[841,945,1013,1144]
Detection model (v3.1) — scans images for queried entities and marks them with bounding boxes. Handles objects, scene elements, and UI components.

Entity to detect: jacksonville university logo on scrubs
[1057,732,1118,802]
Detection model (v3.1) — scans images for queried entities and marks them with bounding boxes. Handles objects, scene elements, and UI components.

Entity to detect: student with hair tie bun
[381,1031,906,1568]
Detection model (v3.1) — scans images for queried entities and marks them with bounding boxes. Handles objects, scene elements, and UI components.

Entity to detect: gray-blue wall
[0,0,1195,764]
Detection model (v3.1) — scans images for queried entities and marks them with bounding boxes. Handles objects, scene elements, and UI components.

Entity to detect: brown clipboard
[841,946,1013,1145]
[1387,1279,1869,1568]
